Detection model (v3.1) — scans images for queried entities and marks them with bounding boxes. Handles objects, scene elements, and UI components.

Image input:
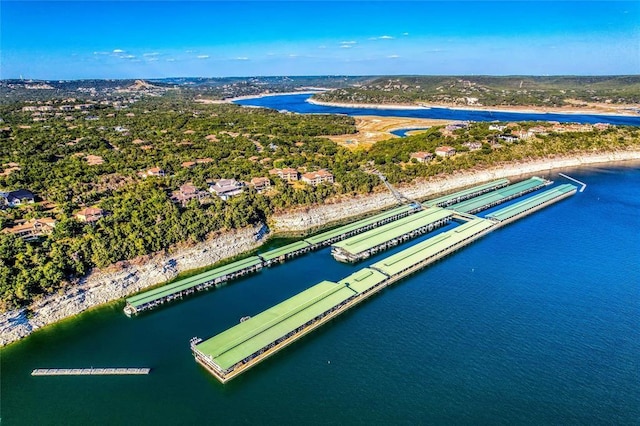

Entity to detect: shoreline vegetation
[306,97,640,117]
[2,150,639,347]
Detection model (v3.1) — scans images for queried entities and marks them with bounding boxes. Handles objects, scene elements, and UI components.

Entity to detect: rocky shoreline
[2,150,639,346]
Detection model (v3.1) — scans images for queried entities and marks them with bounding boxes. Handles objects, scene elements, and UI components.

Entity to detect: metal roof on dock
[449,177,547,213]
[337,268,388,294]
[304,204,417,245]
[486,184,577,222]
[423,179,510,207]
[196,280,356,371]
[126,256,263,308]
[371,218,494,277]
[331,207,452,256]
[259,241,311,261]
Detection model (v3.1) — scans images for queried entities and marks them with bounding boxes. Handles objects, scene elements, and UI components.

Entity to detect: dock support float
[31,368,151,376]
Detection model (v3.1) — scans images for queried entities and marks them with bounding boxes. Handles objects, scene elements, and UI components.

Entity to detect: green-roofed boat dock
[124,256,264,316]
[192,181,579,383]
[124,203,420,316]
[448,177,550,214]
[303,203,421,248]
[259,241,312,266]
[331,207,453,263]
[486,184,577,225]
[423,178,509,207]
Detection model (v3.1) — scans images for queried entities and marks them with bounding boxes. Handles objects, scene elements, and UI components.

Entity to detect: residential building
[269,168,299,181]
[250,177,271,193]
[139,167,165,178]
[410,152,434,163]
[445,121,470,132]
[463,142,482,151]
[171,183,209,206]
[301,169,334,186]
[2,218,56,241]
[3,189,35,207]
[75,207,105,223]
[498,134,519,143]
[435,146,456,157]
[209,179,244,201]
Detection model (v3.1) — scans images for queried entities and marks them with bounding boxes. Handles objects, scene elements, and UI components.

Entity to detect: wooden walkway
[31,368,150,376]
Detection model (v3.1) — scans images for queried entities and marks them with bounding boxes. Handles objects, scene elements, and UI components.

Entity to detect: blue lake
[2,164,639,424]
[235,93,640,126]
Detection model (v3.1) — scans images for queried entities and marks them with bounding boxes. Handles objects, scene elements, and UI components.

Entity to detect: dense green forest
[314,76,640,107]
[0,89,638,311]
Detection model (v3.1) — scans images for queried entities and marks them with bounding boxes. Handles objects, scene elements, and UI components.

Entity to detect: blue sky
[1,1,638,79]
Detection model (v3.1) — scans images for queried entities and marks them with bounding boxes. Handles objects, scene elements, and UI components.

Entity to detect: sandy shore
[308,97,640,117]
[195,90,326,104]
[2,150,639,346]
[326,115,450,148]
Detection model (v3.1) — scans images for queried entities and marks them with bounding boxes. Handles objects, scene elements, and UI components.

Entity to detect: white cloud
[143,52,160,57]
[197,55,210,59]
[388,55,400,58]
[166,58,176,62]
[93,51,109,55]
[122,55,136,59]
[403,32,409,36]
[289,54,298,58]
[340,45,352,49]
[112,49,125,53]
[318,45,327,49]
[340,41,357,45]
[234,57,250,61]
[370,35,394,40]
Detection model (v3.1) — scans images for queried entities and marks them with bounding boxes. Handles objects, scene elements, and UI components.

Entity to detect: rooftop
[195,280,356,371]
[332,207,452,256]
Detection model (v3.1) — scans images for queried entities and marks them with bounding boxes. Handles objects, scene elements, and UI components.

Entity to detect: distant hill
[313,75,640,107]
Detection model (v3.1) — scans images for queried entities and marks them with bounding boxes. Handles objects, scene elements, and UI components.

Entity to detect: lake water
[2,164,639,425]
[235,93,640,126]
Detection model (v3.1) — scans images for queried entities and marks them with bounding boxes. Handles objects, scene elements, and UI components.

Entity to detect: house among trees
[410,152,434,163]
[445,121,470,131]
[1,189,35,207]
[269,167,299,181]
[171,184,209,206]
[2,217,56,241]
[463,141,482,151]
[138,167,166,178]
[250,177,271,193]
[498,134,519,143]
[209,179,244,201]
[435,146,456,157]
[75,207,105,223]
[301,169,334,186]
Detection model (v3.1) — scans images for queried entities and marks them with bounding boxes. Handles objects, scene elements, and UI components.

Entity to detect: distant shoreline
[198,92,640,118]
[306,97,640,118]
[195,90,327,105]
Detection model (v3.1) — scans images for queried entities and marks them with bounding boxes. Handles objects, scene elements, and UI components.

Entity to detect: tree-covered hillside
[314,76,640,107]
[0,89,638,311]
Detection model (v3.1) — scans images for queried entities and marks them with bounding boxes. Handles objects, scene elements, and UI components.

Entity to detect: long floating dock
[124,256,264,315]
[331,207,453,263]
[448,177,549,214]
[192,183,578,383]
[486,184,577,224]
[32,368,150,376]
[124,203,420,316]
[423,178,509,207]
